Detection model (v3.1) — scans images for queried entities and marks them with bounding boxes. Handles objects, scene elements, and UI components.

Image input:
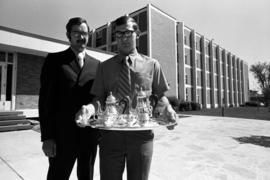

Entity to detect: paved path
[1,115,270,180]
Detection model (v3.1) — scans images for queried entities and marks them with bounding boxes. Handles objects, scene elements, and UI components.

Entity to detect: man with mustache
[76,15,177,180]
[39,17,100,180]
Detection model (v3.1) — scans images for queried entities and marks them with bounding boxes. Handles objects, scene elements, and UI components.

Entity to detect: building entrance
[0,51,15,111]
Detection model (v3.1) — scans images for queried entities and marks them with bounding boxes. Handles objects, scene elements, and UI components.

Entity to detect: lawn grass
[179,106,270,120]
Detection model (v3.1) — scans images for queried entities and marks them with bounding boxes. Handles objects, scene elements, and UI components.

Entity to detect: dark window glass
[138,34,147,55]
[6,64,13,101]
[8,53,13,63]
[0,52,5,62]
[87,34,92,47]
[111,21,116,42]
[96,28,107,47]
[0,67,2,101]
[139,11,147,32]
[111,44,118,53]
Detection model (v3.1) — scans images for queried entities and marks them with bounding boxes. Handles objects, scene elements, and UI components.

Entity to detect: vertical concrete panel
[216,46,222,107]
[177,22,185,101]
[191,30,197,102]
[222,50,228,107]
[150,8,177,97]
[201,36,207,108]
[209,41,215,108]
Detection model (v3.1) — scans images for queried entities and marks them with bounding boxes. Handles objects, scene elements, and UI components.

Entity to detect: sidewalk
[1,115,270,180]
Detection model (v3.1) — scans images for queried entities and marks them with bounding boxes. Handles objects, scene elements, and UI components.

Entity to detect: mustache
[76,39,87,44]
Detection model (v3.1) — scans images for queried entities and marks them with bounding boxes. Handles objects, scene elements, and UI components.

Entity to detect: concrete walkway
[1,115,270,180]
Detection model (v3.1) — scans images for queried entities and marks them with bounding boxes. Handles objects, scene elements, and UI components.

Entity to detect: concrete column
[107,23,112,51]
[227,53,233,106]
[240,61,245,104]
[191,30,197,102]
[209,40,215,108]
[216,46,222,107]
[177,22,185,101]
[232,55,238,106]
[201,36,207,108]
[222,50,228,107]
[237,58,242,105]
[91,29,96,48]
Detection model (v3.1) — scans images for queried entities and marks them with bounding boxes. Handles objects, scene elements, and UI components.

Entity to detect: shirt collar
[70,47,86,59]
[118,51,143,64]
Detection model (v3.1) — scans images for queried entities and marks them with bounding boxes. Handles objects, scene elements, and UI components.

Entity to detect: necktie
[77,53,84,68]
[118,56,131,99]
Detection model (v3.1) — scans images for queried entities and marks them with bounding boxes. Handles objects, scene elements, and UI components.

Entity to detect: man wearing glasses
[39,17,100,180]
[76,15,177,180]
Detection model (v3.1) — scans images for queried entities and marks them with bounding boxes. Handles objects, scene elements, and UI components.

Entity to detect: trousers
[47,127,99,180]
[99,130,154,180]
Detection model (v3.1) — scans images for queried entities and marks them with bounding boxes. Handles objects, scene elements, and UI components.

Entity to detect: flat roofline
[0,26,69,45]
[149,3,177,21]
[0,25,114,56]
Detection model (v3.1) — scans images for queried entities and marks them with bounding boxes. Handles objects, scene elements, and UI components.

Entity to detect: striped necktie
[118,56,131,99]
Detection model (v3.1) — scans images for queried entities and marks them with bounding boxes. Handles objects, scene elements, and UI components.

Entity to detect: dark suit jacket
[39,48,100,142]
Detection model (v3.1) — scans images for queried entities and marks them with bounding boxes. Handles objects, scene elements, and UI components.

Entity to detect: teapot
[135,87,158,125]
[96,92,119,126]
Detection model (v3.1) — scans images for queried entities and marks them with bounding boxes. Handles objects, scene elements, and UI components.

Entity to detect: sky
[1,0,270,90]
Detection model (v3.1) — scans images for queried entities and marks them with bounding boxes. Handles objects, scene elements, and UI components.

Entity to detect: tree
[250,62,270,106]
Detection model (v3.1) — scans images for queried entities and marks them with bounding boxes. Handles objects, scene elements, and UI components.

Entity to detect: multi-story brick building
[88,4,249,108]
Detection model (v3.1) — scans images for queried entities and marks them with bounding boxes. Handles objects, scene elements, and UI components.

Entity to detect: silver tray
[87,118,177,131]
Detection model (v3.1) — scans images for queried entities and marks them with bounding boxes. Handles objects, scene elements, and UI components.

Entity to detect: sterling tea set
[93,88,159,128]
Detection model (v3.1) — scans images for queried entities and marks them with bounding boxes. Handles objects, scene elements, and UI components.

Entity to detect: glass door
[0,51,14,111]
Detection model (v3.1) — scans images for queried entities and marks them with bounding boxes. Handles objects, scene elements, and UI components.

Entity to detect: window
[138,34,148,55]
[206,73,210,87]
[197,89,202,104]
[96,28,107,47]
[184,29,191,47]
[195,36,201,51]
[207,90,211,104]
[205,42,210,55]
[206,57,211,71]
[111,21,116,42]
[186,88,192,101]
[213,60,217,74]
[139,11,147,32]
[196,53,201,69]
[0,52,5,62]
[197,70,202,86]
[185,67,192,85]
[215,90,219,104]
[184,49,191,65]
[87,34,92,47]
[215,75,218,88]
[111,44,118,53]
[216,48,219,59]
[212,46,216,58]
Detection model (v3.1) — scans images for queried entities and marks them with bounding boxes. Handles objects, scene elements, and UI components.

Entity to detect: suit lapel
[66,48,81,75]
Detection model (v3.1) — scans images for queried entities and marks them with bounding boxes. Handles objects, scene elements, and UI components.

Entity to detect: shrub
[179,101,192,111]
[191,102,201,110]
[167,96,181,110]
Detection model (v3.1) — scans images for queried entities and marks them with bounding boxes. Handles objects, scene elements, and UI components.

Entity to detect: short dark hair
[115,15,140,34]
[66,17,90,38]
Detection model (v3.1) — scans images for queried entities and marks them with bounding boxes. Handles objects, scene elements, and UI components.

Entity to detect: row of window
[185,87,244,105]
[90,11,148,51]
[185,68,243,92]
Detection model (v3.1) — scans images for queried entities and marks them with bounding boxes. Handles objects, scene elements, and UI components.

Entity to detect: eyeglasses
[71,31,89,38]
[115,30,135,38]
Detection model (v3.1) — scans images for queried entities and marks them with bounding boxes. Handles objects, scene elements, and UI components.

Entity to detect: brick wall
[16,53,45,109]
